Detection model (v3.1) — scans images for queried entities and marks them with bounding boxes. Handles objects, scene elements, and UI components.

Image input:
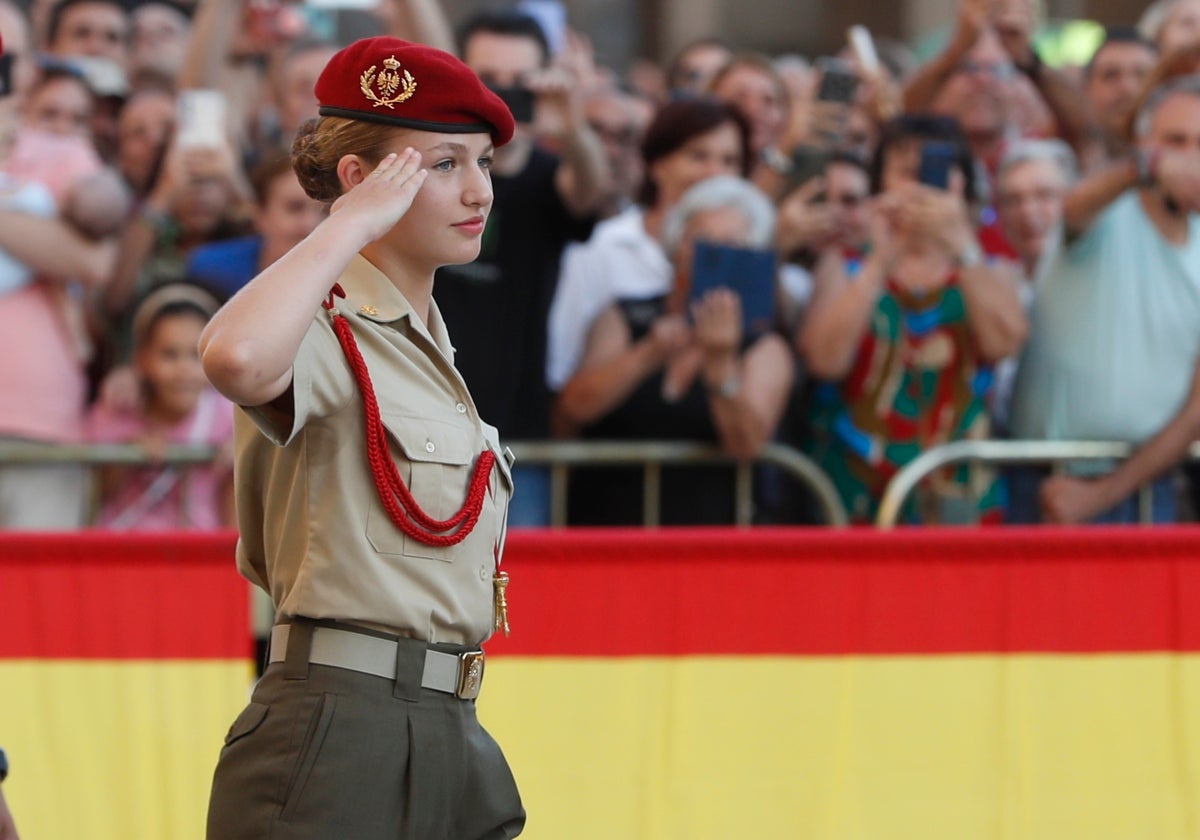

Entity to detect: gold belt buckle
[456,651,485,699]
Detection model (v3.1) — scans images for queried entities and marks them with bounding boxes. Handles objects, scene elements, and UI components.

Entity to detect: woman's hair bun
[291,118,341,203]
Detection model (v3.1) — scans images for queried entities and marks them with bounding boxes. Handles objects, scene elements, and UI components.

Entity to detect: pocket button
[425,441,436,453]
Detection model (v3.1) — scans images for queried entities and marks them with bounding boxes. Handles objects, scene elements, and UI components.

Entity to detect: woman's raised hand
[330,149,429,245]
[693,288,743,360]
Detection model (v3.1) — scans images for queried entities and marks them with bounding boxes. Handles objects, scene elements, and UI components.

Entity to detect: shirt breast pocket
[366,413,475,561]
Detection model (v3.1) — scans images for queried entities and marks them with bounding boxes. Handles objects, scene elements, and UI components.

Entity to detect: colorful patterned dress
[807,270,1002,524]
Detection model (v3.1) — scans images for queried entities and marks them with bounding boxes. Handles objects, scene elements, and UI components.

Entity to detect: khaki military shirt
[233,254,513,645]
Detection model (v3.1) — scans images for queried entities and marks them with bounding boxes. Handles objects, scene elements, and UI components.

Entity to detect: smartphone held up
[176,89,228,149]
[917,142,957,191]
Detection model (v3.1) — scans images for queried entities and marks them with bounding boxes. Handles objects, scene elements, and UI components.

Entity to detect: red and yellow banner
[0,533,251,840]
[482,528,1200,840]
[3,528,1200,839]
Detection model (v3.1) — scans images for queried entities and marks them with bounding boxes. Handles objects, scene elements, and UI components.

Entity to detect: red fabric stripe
[5,527,1200,659]
[485,527,1200,656]
[0,533,250,659]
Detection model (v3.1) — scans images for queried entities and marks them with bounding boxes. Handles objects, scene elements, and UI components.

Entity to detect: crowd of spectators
[1,0,1199,530]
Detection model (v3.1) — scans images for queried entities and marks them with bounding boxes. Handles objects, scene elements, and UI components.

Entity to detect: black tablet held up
[689,241,778,339]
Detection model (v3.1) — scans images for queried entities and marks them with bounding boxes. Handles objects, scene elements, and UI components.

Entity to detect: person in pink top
[85,284,235,530]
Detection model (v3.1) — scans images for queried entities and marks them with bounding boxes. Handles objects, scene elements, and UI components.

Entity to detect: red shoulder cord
[323,284,495,547]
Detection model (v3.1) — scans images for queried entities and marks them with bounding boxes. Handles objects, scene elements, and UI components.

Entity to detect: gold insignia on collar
[360,56,417,109]
[359,305,378,316]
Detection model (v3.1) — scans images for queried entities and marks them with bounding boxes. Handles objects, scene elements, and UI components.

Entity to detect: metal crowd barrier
[509,440,849,527]
[875,439,1200,528]
[0,441,218,466]
[0,441,219,524]
[0,439,850,528]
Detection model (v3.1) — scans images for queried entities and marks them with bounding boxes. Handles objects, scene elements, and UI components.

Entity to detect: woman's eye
[478,157,494,170]
[432,159,454,172]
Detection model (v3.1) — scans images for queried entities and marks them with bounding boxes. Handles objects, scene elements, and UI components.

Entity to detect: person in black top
[557,174,795,525]
[435,9,609,525]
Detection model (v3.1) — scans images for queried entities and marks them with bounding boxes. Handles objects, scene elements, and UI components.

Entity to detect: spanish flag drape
[0,533,251,839]
[3,527,1200,839]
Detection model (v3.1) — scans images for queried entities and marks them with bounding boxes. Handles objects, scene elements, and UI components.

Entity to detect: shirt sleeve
[239,314,355,446]
[546,242,606,391]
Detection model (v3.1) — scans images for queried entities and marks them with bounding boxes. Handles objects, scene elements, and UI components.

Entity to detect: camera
[489,86,535,125]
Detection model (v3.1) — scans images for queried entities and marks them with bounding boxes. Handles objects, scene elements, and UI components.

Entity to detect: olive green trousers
[207,622,524,839]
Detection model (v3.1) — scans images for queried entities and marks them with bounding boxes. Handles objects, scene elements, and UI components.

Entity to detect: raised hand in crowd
[646,312,694,401]
[647,312,692,364]
[953,0,993,55]
[990,0,1037,66]
[856,64,902,125]
[891,176,976,262]
[103,138,251,320]
[374,0,455,53]
[775,176,839,255]
[692,287,742,380]
[234,0,307,62]
[148,142,249,214]
[527,64,584,143]
[530,63,610,215]
[799,195,898,379]
[555,27,608,93]
[902,0,997,113]
[990,0,1089,145]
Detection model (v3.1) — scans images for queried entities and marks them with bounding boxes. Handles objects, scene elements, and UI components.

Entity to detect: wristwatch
[0,747,8,782]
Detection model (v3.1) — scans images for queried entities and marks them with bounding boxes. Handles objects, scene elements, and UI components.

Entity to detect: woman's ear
[336,154,369,192]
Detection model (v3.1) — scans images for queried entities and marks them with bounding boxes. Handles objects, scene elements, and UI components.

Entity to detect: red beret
[315,37,515,147]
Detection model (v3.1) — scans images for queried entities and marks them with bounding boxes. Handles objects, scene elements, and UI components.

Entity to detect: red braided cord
[323,286,495,547]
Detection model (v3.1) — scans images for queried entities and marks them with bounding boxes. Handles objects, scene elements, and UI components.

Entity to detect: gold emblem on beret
[360,55,417,109]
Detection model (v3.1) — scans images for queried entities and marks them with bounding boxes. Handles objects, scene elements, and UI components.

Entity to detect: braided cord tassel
[324,286,495,547]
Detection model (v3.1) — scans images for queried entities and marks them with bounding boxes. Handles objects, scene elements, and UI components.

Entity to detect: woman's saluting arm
[200,150,427,407]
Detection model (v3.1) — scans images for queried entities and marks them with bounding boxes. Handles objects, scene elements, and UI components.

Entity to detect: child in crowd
[85,283,235,530]
[8,127,132,236]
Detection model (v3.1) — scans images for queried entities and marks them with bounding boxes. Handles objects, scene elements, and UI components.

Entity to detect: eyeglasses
[588,122,639,146]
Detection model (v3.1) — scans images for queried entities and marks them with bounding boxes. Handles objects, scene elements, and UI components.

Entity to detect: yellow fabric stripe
[0,661,252,840]
[4,655,1199,839]
[479,655,1200,840]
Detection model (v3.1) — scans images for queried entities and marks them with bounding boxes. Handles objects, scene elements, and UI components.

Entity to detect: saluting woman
[200,37,524,839]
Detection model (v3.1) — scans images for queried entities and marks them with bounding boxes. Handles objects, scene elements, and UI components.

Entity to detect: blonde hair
[291,116,405,203]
